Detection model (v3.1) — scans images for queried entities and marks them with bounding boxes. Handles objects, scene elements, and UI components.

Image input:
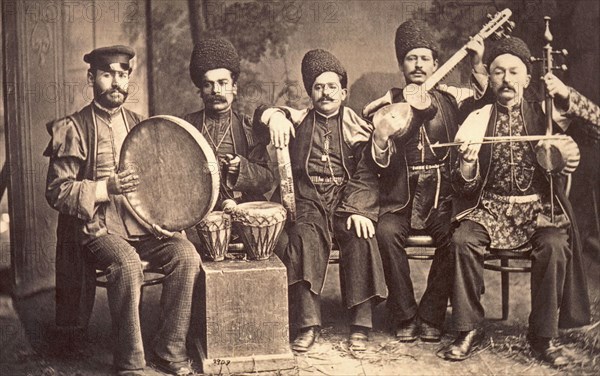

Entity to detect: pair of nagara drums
[118,115,286,260]
[196,202,286,261]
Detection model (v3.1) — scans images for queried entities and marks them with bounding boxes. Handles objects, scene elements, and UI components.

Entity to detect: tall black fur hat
[189,38,241,88]
[395,20,438,63]
[301,49,347,94]
[485,37,532,72]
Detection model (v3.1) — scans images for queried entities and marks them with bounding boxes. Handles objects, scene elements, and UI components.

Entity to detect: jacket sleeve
[336,141,380,222]
[44,117,98,221]
[230,114,275,194]
[560,87,600,143]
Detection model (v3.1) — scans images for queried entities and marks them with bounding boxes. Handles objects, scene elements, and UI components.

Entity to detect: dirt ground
[0,253,599,375]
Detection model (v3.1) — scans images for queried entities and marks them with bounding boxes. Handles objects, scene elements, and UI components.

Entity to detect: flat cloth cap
[395,20,438,63]
[83,45,135,71]
[301,49,347,94]
[485,37,532,72]
[189,38,241,88]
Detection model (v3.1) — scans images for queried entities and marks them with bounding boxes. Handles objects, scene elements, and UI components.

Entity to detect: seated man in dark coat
[258,49,388,352]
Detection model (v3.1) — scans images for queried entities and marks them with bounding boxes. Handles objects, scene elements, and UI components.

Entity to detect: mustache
[498,83,516,92]
[410,69,426,75]
[206,95,228,103]
[99,87,128,96]
[319,96,335,102]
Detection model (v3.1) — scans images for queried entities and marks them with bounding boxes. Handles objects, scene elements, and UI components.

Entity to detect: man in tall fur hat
[257,49,388,352]
[184,37,273,209]
[445,36,599,365]
[361,20,486,343]
[45,45,198,376]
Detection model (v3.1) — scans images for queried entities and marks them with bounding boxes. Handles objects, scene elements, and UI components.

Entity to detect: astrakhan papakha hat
[395,20,439,64]
[189,38,241,88]
[301,49,347,94]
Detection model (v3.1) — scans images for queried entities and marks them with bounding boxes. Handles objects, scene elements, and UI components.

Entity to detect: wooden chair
[483,245,532,320]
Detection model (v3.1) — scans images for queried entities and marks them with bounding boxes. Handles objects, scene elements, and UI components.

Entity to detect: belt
[408,163,444,171]
[309,175,345,185]
[483,191,540,203]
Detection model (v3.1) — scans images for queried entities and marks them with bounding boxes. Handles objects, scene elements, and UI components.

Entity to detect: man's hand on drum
[107,165,139,195]
[150,224,176,239]
[268,111,295,149]
[346,214,375,239]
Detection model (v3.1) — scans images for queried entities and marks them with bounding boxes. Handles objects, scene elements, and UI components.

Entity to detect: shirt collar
[315,109,340,120]
[205,108,232,121]
[496,100,522,114]
[93,100,122,117]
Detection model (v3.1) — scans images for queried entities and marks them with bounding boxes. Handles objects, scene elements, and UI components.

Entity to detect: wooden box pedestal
[195,256,295,374]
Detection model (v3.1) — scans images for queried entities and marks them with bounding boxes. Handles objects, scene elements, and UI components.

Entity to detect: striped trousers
[86,234,200,371]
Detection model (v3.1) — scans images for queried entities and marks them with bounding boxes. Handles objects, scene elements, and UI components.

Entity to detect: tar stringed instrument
[529,16,580,222]
[373,8,515,141]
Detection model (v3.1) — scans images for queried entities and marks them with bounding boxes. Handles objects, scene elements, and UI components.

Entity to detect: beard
[94,86,128,108]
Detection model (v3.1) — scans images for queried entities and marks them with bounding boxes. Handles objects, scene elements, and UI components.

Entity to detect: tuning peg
[530,56,543,63]
[552,49,568,56]
[506,20,515,31]
[487,13,493,20]
[553,64,568,71]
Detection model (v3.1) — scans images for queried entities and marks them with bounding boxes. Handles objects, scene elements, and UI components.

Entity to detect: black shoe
[348,326,369,352]
[149,355,193,376]
[395,316,419,342]
[419,319,442,342]
[527,333,569,367]
[291,326,320,352]
[443,328,485,361]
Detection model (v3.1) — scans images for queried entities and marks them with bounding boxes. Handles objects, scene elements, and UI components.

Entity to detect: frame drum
[119,115,220,231]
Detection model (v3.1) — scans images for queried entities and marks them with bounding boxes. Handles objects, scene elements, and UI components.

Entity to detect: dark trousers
[86,234,200,370]
[451,220,571,338]
[376,209,453,327]
[286,216,386,332]
[290,282,374,330]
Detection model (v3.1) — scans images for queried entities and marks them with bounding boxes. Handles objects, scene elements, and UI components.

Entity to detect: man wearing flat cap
[45,45,198,376]
[361,20,486,344]
[445,36,599,365]
[184,37,273,210]
[257,49,387,352]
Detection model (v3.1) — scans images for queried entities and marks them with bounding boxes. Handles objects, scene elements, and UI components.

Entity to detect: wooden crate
[194,256,295,373]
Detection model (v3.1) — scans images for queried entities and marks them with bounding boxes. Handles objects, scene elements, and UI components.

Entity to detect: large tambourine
[119,115,220,231]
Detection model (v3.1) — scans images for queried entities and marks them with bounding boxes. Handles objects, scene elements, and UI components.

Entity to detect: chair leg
[500,258,509,320]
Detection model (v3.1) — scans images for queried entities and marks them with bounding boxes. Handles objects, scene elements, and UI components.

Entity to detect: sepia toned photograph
[1,0,598,375]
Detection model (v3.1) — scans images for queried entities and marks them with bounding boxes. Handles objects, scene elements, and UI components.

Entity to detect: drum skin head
[120,115,219,231]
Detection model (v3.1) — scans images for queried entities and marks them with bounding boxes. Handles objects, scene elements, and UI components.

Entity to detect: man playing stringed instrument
[446,36,600,364]
[362,19,488,343]
[257,49,388,352]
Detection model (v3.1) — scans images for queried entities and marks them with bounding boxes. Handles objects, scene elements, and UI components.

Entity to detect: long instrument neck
[424,47,469,92]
